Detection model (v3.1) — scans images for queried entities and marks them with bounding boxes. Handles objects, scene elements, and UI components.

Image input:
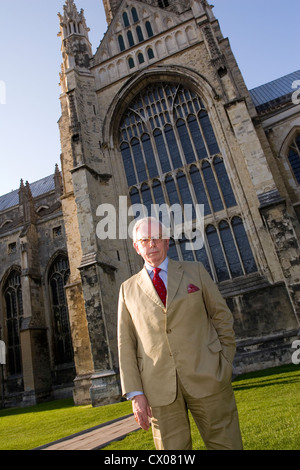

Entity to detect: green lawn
[105,363,300,450]
[0,364,299,450]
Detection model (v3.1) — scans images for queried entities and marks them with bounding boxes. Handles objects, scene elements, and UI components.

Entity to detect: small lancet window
[128,57,135,69]
[145,21,154,38]
[123,12,130,27]
[147,48,155,60]
[131,7,139,22]
[127,30,135,47]
[136,25,144,42]
[138,53,145,64]
[118,35,126,51]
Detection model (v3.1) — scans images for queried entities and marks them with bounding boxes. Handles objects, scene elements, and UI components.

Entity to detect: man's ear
[133,242,141,256]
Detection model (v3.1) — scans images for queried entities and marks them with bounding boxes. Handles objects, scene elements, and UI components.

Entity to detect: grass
[0,364,299,450]
[0,397,132,450]
[105,363,300,451]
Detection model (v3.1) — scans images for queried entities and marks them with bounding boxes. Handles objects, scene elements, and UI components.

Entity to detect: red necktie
[152,268,167,306]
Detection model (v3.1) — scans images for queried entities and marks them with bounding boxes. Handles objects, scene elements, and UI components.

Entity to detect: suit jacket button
[167,329,172,334]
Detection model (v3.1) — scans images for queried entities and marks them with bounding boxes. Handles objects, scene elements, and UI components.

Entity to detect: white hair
[132,217,168,242]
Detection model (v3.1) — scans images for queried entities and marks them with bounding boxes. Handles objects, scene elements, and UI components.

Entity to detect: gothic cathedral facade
[0,0,300,407]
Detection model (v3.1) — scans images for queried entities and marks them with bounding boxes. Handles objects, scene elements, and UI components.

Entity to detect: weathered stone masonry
[0,0,299,407]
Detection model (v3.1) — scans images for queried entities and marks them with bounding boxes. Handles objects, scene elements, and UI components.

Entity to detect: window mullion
[196,111,212,158]
[183,116,199,163]
[203,230,218,282]
[199,161,215,215]
[229,219,246,276]
[216,223,232,280]
[210,156,227,209]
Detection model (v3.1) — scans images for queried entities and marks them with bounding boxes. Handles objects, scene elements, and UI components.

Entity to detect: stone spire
[58,0,90,41]
[58,0,92,69]
[18,179,35,224]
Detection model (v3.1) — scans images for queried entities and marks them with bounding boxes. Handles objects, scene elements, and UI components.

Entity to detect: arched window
[288,134,300,184]
[119,82,257,280]
[128,57,135,69]
[49,255,73,365]
[145,21,154,38]
[206,224,230,282]
[219,220,244,278]
[147,48,155,60]
[118,35,125,52]
[136,26,144,42]
[152,179,165,206]
[131,7,139,22]
[3,269,23,375]
[122,12,130,27]
[232,216,257,274]
[138,52,145,64]
[127,30,135,47]
[130,187,141,209]
[141,183,152,214]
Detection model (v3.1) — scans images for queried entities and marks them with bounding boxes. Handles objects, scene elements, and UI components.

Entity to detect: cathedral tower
[57,0,300,406]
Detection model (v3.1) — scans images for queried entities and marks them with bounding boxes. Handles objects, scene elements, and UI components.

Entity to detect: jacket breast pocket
[188,290,204,310]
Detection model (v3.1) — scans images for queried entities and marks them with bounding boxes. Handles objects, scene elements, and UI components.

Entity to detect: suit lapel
[137,266,163,308]
[166,259,183,308]
[137,259,184,309]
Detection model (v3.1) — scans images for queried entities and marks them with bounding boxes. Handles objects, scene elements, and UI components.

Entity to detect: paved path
[34,414,140,451]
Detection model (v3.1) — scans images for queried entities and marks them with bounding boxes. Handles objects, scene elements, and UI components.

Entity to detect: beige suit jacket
[117,259,236,408]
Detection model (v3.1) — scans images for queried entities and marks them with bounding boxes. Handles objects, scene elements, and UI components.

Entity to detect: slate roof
[249,70,300,110]
[0,174,55,212]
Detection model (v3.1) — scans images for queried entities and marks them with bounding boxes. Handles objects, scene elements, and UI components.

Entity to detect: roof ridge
[0,173,56,212]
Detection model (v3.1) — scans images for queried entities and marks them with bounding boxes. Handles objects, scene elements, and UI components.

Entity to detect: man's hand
[132,394,152,431]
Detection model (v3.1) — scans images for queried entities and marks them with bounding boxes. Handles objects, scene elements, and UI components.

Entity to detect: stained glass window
[119,82,257,281]
[49,255,73,365]
[4,270,23,375]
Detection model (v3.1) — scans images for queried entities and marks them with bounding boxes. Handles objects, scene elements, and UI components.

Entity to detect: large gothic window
[119,82,257,282]
[49,255,73,365]
[3,269,23,375]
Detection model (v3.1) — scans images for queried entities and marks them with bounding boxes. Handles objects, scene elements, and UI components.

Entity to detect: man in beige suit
[118,217,243,450]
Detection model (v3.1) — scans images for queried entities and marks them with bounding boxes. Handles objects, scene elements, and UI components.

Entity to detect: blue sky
[0,0,299,196]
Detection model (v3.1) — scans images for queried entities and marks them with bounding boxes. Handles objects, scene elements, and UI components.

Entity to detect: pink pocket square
[188,283,200,293]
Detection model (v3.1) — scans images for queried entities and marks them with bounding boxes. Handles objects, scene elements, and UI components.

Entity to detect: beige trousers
[151,377,243,450]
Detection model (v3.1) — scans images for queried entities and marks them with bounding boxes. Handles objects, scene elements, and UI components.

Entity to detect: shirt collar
[145,257,169,275]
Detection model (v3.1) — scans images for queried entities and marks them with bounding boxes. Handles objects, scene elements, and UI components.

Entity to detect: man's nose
[149,238,156,247]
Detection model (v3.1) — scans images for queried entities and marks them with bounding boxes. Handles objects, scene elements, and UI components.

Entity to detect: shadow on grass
[0,398,74,417]
[232,364,299,391]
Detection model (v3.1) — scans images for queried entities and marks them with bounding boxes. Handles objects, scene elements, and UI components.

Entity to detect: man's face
[134,220,169,267]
